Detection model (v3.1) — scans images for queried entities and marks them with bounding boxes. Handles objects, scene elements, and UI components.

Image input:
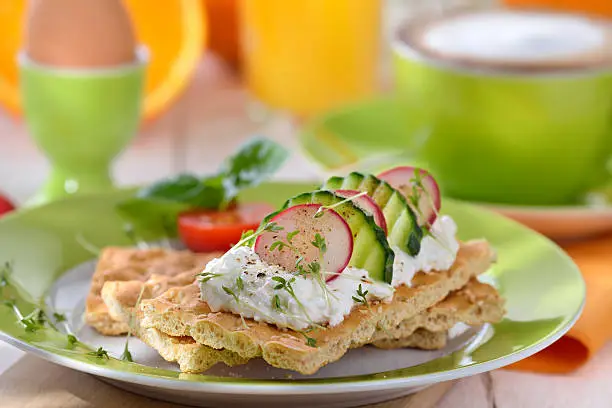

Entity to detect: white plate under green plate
[0,182,584,407]
[299,97,612,240]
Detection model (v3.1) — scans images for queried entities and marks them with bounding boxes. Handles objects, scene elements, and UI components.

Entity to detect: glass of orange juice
[240,0,382,119]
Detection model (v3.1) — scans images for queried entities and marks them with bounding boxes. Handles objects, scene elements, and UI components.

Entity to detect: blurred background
[1,0,612,224]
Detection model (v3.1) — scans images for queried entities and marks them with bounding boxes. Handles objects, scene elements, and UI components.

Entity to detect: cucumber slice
[278,190,394,284]
[378,166,441,227]
[322,172,423,256]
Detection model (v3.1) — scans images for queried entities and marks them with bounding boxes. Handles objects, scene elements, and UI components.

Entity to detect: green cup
[392,10,612,206]
[19,50,147,206]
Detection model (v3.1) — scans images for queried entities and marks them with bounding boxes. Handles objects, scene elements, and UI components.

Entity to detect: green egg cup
[19,50,147,206]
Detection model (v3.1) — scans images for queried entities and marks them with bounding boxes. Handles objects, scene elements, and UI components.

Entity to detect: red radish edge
[254,204,353,283]
[377,166,441,226]
[335,189,388,234]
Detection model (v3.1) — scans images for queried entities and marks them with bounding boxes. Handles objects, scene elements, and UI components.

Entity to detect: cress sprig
[313,191,368,219]
[351,283,394,338]
[120,283,148,362]
[0,261,113,359]
[268,230,336,307]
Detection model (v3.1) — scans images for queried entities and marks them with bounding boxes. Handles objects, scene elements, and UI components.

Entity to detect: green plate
[0,182,584,408]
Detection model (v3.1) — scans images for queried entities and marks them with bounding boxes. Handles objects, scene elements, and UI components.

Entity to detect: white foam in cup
[398,9,612,72]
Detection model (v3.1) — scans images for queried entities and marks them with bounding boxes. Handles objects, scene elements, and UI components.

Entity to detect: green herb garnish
[53,312,67,323]
[20,317,43,332]
[67,334,79,346]
[117,137,288,235]
[238,229,256,247]
[314,191,368,218]
[121,284,146,363]
[271,276,291,291]
[311,233,327,254]
[222,285,240,303]
[303,333,317,348]
[350,283,394,338]
[271,294,283,312]
[0,261,114,360]
[87,347,110,360]
[352,284,369,305]
[219,284,250,329]
[198,272,222,283]
[294,256,304,269]
[286,230,299,243]
[269,240,290,252]
[120,348,134,362]
[0,261,11,290]
[236,276,244,291]
[229,222,282,251]
[271,276,316,324]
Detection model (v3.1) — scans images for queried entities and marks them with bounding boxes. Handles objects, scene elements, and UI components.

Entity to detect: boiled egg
[25,0,136,67]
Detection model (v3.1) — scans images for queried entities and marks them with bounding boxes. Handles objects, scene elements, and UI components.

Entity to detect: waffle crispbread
[137,240,495,374]
[86,246,220,335]
[102,273,503,373]
[370,278,504,346]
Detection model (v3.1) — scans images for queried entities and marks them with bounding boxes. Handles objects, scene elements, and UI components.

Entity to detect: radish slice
[335,189,387,234]
[254,204,353,281]
[377,166,441,226]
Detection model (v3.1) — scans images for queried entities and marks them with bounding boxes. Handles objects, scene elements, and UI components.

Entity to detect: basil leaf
[115,137,287,236]
[220,137,288,202]
[137,173,225,209]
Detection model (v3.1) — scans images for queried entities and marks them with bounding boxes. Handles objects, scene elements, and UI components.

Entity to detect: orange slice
[0,1,25,117]
[0,0,205,121]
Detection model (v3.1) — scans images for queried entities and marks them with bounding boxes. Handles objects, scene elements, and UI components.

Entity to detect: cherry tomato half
[178,202,274,252]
